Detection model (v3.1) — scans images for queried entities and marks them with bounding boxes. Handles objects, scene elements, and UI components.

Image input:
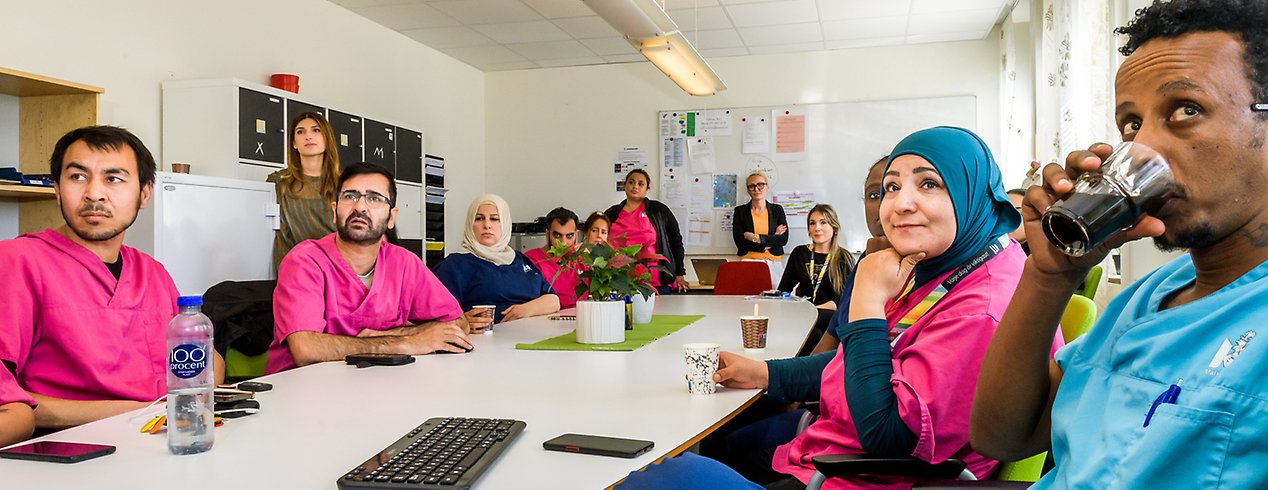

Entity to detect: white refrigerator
[125,172,279,296]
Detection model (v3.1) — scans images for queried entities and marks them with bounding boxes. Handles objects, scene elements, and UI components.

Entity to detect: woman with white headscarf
[434,194,559,332]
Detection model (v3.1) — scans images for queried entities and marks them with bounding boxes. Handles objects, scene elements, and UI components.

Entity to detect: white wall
[0,0,485,246]
[484,36,1003,226]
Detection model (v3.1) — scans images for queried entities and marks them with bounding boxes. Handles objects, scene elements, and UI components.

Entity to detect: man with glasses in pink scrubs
[0,126,225,430]
[266,163,469,374]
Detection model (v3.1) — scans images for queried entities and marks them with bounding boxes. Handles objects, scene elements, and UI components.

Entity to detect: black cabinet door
[399,238,424,259]
[327,110,363,170]
[286,100,324,123]
[396,127,423,183]
[363,119,395,175]
[238,88,285,164]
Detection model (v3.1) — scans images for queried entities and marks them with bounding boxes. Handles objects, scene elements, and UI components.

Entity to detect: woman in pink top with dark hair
[604,169,687,294]
[619,127,1061,489]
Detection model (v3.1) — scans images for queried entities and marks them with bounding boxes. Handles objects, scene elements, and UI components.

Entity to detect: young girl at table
[618,126,1060,488]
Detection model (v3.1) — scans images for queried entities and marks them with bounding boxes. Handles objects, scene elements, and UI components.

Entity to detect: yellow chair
[225,347,267,380]
[1076,266,1103,300]
[1059,295,1097,344]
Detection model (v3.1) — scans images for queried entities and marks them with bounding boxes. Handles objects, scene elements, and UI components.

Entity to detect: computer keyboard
[337,417,526,489]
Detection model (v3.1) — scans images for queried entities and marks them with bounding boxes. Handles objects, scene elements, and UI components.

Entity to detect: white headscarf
[462,193,516,266]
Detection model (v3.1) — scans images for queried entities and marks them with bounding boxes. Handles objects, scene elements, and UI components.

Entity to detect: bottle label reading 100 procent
[170,344,207,379]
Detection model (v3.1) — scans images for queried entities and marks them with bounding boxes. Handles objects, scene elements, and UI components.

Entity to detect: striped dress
[269,172,335,270]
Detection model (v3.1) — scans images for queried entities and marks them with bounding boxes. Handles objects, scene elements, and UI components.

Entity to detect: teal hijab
[883,126,1020,287]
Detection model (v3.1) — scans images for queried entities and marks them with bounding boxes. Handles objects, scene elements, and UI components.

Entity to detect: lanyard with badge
[808,252,831,301]
[887,235,1010,345]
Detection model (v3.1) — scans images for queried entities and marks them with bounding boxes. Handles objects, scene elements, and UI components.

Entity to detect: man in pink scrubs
[267,163,469,373]
[523,207,584,309]
[0,126,225,429]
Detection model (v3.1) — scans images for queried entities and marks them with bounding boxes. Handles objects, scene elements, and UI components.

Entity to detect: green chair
[807,296,1100,489]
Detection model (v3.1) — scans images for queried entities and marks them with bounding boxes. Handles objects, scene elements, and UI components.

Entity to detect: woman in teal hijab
[880,126,1021,287]
[617,126,1039,488]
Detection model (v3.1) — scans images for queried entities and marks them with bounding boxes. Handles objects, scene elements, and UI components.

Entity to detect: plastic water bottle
[167,295,215,455]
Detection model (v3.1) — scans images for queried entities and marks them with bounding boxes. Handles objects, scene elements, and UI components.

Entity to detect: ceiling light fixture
[583,0,728,96]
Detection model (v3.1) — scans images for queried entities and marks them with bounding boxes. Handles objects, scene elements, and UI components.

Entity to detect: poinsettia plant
[548,234,667,302]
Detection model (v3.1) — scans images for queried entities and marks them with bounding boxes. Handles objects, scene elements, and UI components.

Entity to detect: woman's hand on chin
[853,247,926,305]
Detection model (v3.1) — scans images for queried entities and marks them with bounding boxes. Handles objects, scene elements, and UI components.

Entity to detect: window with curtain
[999,0,1134,188]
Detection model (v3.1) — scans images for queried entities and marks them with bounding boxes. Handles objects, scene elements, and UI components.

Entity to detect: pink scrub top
[0,229,178,403]
[267,234,463,373]
[523,247,584,309]
[773,242,1059,488]
[0,367,34,408]
[611,203,661,287]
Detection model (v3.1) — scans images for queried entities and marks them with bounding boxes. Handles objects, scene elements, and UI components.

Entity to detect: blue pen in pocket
[1143,380,1182,428]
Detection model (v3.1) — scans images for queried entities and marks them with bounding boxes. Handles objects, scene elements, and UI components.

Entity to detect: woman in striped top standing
[268,111,340,270]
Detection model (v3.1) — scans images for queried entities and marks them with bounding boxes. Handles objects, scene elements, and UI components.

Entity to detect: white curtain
[999,0,1127,189]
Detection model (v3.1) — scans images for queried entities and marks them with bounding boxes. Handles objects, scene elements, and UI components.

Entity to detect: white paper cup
[683,343,721,395]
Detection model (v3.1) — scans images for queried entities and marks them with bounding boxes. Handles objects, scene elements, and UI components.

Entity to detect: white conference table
[2,295,816,489]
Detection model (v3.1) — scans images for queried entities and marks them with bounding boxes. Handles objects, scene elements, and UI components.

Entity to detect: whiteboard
[656,96,977,255]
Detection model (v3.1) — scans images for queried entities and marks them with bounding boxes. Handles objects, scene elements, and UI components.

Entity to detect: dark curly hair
[1116,0,1268,106]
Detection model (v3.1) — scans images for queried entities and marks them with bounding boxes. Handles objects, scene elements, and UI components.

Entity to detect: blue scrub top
[1035,254,1268,489]
[433,251,555,323]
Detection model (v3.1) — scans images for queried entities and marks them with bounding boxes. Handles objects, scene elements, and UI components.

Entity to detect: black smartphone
[0,441,115,464]
[235,381,272,392]
[345,353,416,366]
[543,433,654,458]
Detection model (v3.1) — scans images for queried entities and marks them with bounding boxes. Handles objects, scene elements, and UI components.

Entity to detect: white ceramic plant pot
[575,300,626,344]
[630,293,656,325]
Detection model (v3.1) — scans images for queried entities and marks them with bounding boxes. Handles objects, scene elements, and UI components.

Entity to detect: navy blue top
[433,251,556,323]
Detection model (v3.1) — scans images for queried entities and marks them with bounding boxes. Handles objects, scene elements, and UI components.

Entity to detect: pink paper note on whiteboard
[775,114,805,154]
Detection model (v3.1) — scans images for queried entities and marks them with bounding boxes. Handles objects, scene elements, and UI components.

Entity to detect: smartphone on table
[0,441,115,463]
[543,433,654,458]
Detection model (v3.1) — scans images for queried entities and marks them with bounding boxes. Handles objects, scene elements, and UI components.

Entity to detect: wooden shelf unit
[0,184,55,201]
[0,66,102,233]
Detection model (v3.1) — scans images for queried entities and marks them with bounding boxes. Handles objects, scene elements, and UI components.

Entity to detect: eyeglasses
[338,190,392,208]
[746,182,767,190]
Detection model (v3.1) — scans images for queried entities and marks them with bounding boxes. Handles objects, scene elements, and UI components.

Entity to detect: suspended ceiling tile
[665,6,734,31]
[443,44,531,65]
[472,20,572,44]
[536,56,609,68]
[725,0,819,28]
[738,22,823,46]
[747,41,826,55]
[430,0,544,24]
[553,15,622,39]
[352,2,461,30]
[400,25,499,49]
[908,8,1000,34]
[506,39,597,60]
[580,37,637,56]
[818,0,912,20]
[523,0,598,19]
[821,16,908,41]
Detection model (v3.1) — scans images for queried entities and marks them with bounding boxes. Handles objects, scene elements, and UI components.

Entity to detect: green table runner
[515,315,705,352]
